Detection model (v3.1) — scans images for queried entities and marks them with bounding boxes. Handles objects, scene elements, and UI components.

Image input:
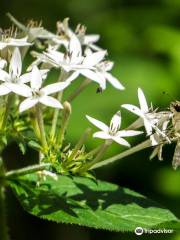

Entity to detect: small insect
[96,87,103,93]
[170,101,180,169]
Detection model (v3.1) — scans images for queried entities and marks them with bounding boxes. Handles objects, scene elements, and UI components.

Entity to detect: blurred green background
[1,0,180,239]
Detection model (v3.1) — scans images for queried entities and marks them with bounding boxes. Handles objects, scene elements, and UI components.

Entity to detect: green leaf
[9,174,179,232]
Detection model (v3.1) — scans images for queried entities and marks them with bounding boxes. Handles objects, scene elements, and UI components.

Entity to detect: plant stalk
[91,139,151,169]
[57,101,71,146]
[50,71,68,138]
[35,104,47,149]
[67,78,91,103]
[5,163,51,179]
[81,141,111,172]
[1,94,14,130]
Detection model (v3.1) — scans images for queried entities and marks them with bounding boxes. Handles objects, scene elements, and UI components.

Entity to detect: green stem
[1,94,14,130]
[50,71,68,138]
[35,104,47,149]
[85,145,103,159]
[5,163,51,179]
[57,101,71,146]
[91,139,151,169]
[81,141,111,172]
[68,128,91,162]
[67,78,91,103]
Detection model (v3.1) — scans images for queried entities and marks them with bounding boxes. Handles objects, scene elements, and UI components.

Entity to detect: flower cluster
[0,14,178,178]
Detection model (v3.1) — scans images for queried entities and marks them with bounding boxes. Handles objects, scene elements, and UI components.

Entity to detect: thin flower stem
[5,163,51,179]
[68,128,92,162]
[81,141,111,172]
[85,145,103,159]
[57,101,71,146]
[91,139,151,169]
[35,104,47,149]
[31,109,41,140]
[0,94,14,130]
[67,78,91,103]
[50,71,68,138]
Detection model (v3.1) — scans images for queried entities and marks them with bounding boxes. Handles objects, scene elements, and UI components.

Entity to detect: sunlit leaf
[9,174,179,232]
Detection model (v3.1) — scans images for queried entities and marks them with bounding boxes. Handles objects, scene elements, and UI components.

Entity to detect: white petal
[121,104,144,118]
[41,82,69,95]
[83,50,106,67]
[150,134,159,146]
[19,98,38,112]
[144,118,153,136]
[103,61,114,71]
[40,69,49,79]
[84,34,100,44]
[86,115,109,132]
[19,72,32,83]
[31,66,42,90]
[9,47,22,78]
[44,50,64,64]
[9,37,32,46]
[138,88,149,113]
[79,69,105,89]
[65,71,79,83]
[69,34,82,59]
[5,83,32,97]
[0,69,9,81]
[117,130,143,137]
[0,84,11,95]
[20,69,49,84]
[110,111,121,133]
[93,131,111,139]
[105,72,125,90]
[39,96,63,108]
[112,136,130,147]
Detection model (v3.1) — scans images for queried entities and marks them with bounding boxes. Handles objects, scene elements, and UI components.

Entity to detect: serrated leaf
[9,174,179,232]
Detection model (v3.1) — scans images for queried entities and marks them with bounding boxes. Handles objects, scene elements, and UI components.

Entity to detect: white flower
[0,48,48,97]
[121,88,169,138]
[44,34,83,71]
[52,19,102,51]
[19,66,69,112]
[0,35,31,50]
[86,111,143,147]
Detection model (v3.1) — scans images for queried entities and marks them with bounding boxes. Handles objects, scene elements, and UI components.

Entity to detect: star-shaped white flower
[19,66,69,112]
[86,111,143,147]
[44,34,83,71]
[121,88,168,137]
[0,48,48,97]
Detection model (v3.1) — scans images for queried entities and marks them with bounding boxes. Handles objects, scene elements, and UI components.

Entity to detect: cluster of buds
[0,14,178,178]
